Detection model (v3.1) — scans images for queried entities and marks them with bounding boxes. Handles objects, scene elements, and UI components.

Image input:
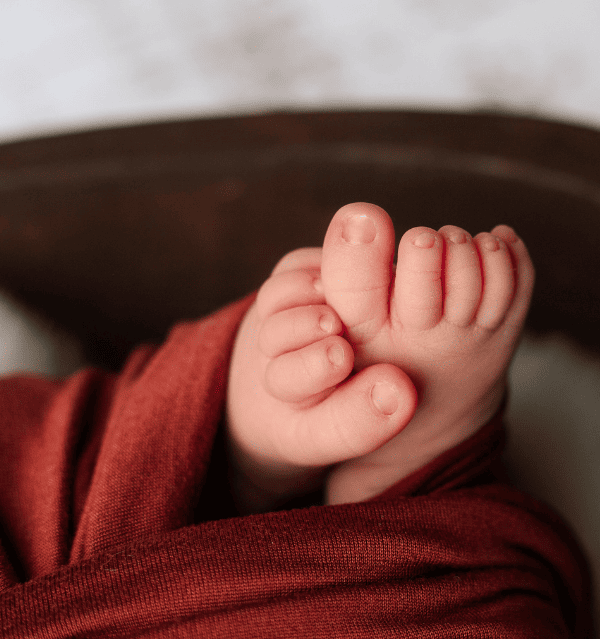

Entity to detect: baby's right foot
[320,203,535,504]
[226,248,418,513]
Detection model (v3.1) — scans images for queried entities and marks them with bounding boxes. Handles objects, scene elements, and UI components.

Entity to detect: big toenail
[342,214,376,245]
[483,237,500,251]
[413,232,436,248]
[327,344,345,367]
[371,383,399,415]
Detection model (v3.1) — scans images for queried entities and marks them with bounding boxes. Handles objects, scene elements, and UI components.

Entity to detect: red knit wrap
[0,294,593,637]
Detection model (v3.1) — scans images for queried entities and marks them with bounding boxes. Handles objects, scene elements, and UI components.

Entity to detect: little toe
[473,232,515,330]
[489,225,536,332]
[264,336,354,403]
[393,226,444,331]
[258,305,342,358]
[438,226,482,327]
[321,202,396,344]
[256,269,325,321]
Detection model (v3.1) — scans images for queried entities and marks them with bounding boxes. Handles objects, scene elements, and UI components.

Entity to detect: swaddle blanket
[0,294,593,637]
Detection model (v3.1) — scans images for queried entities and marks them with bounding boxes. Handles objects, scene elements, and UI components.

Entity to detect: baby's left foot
[320,203,535,504]
[226,249,417,513]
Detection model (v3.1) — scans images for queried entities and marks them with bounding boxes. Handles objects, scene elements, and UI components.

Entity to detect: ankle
[225,431,326,514]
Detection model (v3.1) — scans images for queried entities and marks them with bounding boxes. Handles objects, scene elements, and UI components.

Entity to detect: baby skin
[226,202,535,513]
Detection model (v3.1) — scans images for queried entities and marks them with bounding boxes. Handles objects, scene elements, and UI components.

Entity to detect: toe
[490,225,536,333]
[264,336,354,403]
[438,226,482,327]
[258,304,342,358]
[393,226,444,331]
[287,363,417,466]
[473,232,515,330]
[321,202,396,344]
[271,247,323,276]
[256,269,325,321]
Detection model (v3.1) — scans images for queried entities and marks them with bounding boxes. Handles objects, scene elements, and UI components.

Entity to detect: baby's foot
[226,248,417,513]
[321,203,535,504]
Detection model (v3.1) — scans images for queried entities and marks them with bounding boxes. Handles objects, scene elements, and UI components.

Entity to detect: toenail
[327,344,345,367]
[342,214,377,245]
[448,231,467,244]
[320,315,334,333]
[483,237,500,252]
[371,382,399,416]
[313,277,324,293]
[413,232,436,249]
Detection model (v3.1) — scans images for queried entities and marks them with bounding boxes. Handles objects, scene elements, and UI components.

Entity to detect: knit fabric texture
[0,293,593,637]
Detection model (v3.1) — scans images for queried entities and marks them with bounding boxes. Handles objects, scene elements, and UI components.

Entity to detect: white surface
[0,0,600,144]
[0,0,599,628]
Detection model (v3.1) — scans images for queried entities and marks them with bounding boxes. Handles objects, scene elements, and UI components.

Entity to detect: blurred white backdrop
[1,0,599,142]
[1,0,599,628]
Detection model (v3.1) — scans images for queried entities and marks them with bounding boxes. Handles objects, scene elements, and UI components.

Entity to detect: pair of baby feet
[226,203,535,513]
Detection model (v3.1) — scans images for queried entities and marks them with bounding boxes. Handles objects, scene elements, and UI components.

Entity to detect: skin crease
[225,202,535,513]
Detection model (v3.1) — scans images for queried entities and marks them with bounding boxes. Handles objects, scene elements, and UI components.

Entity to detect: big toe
[321,203,396,344]
[290,363,417,466]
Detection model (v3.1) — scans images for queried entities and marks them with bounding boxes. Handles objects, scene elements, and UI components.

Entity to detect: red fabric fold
[0,294,593,637]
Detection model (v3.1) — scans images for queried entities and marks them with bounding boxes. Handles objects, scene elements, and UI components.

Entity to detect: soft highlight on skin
[226,202,534,512]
